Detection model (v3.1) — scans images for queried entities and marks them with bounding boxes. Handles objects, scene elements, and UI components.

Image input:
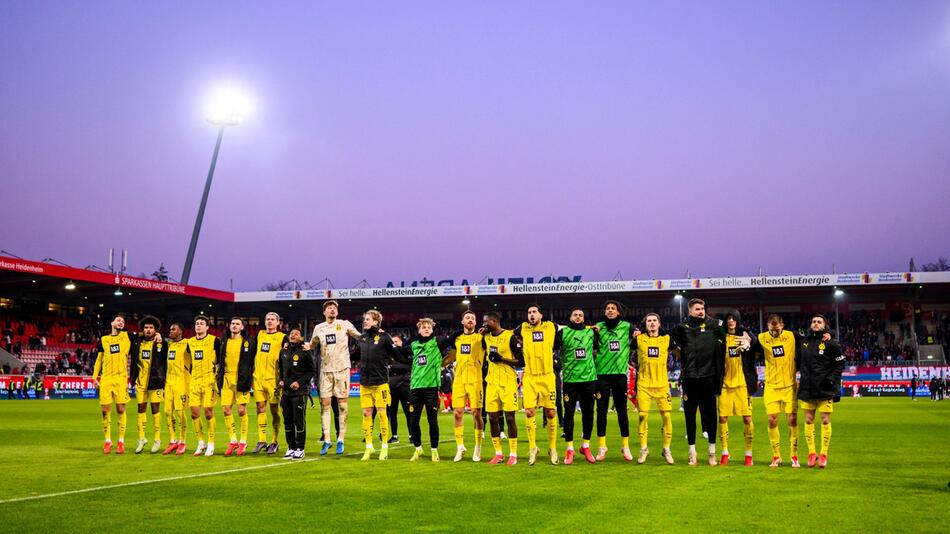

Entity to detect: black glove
[488,353,501,363]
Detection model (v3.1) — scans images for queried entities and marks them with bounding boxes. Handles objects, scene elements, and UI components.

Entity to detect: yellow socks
[492,436,502,455]
[474,428,483,447]
[767,425,780,457]
[547,416,557,450]
[225,413,236,442]
[820,422,832,455]
[207,416,216,442]
[240,413,248,443]
[454,425,465,446]
[137,412,147,441]
[152,412,161,441]
[621,436,629,449]
[638,413,649,449]
[362,413,374,448]
[379,410,390,445]
[257,413,268,443]
[804,422,816,455]
[166,408,176,442]
[117,410,127,441]
[509,438,518,457]
[719,422,730,453]
[102,411,112,442]
[193,417,205,442]
[271,410,281,444]
[598,436,607,448]
[788,424,798,458]
[743,420,754,454]
[661,412,672,449]
[566,440,574,449]
[526,416,537,449]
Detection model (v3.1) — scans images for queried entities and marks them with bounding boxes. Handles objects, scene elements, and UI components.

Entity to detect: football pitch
[1,397,947,532]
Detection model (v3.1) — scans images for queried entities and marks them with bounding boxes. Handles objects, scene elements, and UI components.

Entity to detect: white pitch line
[0,444,410,505]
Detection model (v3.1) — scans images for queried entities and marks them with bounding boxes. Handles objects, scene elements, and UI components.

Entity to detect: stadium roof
[4,254,950,320]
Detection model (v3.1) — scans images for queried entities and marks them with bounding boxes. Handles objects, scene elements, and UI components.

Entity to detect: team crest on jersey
[647,346,660,358]
[336,324,342,331]
[700,324,706,332]
[373,335,380,344]
[460,344,471,354]
[194,350,204,361]
[608,340,620,352]
[261,342,271,353]
[819,343,825,350]
[293,354,299,361]
[326,333,336,345]
[772,346,785,357]
[109,344,120,354]
[243,341,249,349]
[142,350,151,360]
[532,331,544,342]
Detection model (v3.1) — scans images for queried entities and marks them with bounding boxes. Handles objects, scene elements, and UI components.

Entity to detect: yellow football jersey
[636,334,671,389]
[484,330,518,387]
[758,330,797,388]
[723,333,747,389]
[518,321,556,376]
[93,331,132,381]
[255,331,284,382]
[453,331,485,385]
[187,334,219,387]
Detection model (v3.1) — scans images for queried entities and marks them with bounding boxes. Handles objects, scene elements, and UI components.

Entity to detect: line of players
[93,298,845,468]
[93,302,358,459]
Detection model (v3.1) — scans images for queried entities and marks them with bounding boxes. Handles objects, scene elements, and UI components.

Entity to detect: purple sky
[2,2,949,290]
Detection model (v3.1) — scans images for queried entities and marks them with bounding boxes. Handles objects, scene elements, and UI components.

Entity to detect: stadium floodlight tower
[181,85,250,285]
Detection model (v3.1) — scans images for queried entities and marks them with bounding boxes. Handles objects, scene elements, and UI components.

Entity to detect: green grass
[0,397,948,532]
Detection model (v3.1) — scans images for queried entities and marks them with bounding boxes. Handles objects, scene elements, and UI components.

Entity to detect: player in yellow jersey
[448,311,485,462]
[717,310,756,467]
[188,315,223,457]
[162,323,192,456]
[481,312,524,466]
[253,312,286,455]
[634,313,676,465]
[514,304,560,466]
[754,314,829,468]
[129,316,167,454]
[92,314,134,454]
[216,317,256,456]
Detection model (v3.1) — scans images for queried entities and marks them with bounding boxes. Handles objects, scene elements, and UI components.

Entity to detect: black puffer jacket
[352,327,400,387]
[129,335,167,391]
[278,340,315,396]
[671,315,725,382]
[797,330,844,402]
